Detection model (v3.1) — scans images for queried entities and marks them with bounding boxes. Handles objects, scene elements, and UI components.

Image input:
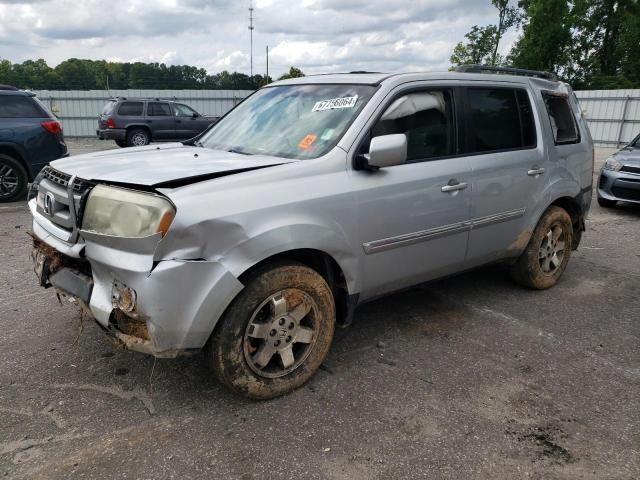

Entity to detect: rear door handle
[527,167,545,176]
[441,181,468,193]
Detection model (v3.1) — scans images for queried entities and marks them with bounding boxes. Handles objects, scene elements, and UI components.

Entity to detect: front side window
[118,102,143,116]
[543,94,579,144]
[199,84,376,159]
[147,102,172,116]
[367,90,455,161]
[467,87,536,153]
[175,104,197,117]
[0,96,44,118]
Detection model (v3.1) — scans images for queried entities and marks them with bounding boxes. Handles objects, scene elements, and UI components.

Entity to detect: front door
[350,87,472,300]
[146,101,176,140]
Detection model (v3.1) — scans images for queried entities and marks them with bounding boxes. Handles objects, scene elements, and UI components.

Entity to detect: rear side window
[147,102,172,116]
[101,101,116,115]
[118,102,143,116]
[467,88,536,153]
[0,96,45,118]
[543,94,579,144]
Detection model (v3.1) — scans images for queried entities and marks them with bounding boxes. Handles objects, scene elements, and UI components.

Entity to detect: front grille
[42,167,93,195]
[612,186,640,201]
[620,165,640,175]
[35,167,94,241]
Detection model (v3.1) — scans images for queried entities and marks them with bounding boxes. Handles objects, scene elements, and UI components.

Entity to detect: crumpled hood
[51,143,294,186]
[614,148,640,167]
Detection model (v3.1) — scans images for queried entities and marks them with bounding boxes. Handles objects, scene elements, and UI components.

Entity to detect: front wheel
[510,206,574,290]
[207,262,335,399]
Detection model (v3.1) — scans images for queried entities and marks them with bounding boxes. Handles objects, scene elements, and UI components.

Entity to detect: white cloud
[0,0,506,78]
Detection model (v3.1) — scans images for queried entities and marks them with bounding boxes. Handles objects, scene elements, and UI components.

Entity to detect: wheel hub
[538,225,566,274]
[243,289,318,378]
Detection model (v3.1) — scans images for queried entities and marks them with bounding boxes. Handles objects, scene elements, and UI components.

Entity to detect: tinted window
[516,90,536,147]
[148,102,172,116]
[0,96,45,118]
[118,102,143,116]
[368,90,455,161]
[543,95,579,144]
[468,88,531,152]
[175,104,197,117]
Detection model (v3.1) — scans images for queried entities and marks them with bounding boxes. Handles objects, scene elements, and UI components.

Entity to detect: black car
[0,85,67,202]
[97,98,220,147]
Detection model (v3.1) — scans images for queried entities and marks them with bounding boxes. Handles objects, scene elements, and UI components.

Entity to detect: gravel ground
[0,140,638,479]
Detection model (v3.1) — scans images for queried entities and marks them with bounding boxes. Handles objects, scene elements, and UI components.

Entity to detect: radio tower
[248,1,254,77]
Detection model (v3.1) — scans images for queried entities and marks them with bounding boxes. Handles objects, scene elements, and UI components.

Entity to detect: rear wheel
[207,262,335,399]
[0,154,28,203]
[510,206,574,290]
[126,128,150,147]
[597,194,617,208]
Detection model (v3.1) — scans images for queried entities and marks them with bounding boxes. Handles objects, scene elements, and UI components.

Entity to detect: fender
[215,222,359,294]
[0,141,33,178]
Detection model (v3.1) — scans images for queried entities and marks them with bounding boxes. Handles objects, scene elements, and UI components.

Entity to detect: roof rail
[455,64,558,82]
[0,84,19,91]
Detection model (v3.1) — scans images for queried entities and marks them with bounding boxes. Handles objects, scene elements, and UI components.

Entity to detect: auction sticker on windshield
[312,95,358,112]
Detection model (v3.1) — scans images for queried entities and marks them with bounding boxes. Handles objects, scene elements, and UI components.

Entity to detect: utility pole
[248,1,254,77]
[266,45,269,85]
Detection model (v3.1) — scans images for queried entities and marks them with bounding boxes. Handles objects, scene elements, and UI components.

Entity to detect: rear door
[146,101,176,139]
[463,85,549,266]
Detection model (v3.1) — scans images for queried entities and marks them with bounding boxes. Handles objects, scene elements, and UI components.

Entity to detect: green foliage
[0,58,277,90]
[452,0,640,89]
[278,67,305,80]
[450,25,500,66]
[450,0,520,67]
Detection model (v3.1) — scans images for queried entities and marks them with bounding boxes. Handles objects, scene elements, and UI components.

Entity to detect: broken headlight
[603,157,623,171]
[82,185,175,237]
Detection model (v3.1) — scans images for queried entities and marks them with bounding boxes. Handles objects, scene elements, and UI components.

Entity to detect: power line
[248,0,254,77]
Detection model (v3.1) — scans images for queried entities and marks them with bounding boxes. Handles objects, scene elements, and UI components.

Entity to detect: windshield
[199,84,376,159]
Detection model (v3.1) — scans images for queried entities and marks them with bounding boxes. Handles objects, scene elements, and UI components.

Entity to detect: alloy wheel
[0,164,18,199]
[538,224,566,274]
[243,289,318,379]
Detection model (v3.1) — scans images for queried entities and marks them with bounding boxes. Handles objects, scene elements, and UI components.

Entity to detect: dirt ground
[0,141,638,479]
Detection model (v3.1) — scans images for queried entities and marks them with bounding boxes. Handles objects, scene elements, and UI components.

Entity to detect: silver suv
[29,66,593,399]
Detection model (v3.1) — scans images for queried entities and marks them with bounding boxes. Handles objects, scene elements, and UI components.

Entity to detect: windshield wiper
[228,147,252,155]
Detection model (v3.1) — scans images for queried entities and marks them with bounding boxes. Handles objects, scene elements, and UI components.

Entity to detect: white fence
[32,89,254,138]
[31,88,640,145]
[575,89,640,147]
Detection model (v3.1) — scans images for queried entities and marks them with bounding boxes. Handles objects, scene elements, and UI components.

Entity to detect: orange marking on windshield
[298,134,317,150]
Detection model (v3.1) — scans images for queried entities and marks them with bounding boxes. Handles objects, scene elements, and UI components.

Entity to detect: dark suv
[0,85,67,202]
[97,98,220,147]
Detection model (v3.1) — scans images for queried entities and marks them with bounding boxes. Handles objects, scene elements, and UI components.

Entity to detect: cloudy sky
[0,0,519,77]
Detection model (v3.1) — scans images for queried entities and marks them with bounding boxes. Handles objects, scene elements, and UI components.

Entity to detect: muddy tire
[207,262,335,399]
[510,206,574,290]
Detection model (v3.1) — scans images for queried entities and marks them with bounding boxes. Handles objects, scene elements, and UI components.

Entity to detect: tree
[450,0,520,67]
[450,25,499,66]
[278,67,305,80]
[508,0,574,75]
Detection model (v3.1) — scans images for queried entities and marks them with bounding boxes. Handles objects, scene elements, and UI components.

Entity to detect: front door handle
[528,167,545,176]
[441,180,469,193]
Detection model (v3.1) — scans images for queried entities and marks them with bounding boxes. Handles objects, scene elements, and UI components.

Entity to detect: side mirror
[192,112,199,118]
[366,134,407,169]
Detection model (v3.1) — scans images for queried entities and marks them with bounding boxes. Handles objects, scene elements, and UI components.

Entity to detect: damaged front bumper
[30,199,243,358]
